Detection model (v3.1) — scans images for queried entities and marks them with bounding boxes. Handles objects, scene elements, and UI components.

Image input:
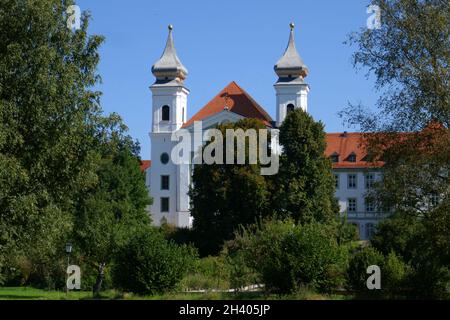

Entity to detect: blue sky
[76,0,378,159]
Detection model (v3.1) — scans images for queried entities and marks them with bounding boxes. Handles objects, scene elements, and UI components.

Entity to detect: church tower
[149,25,191,227]
[274,23,309,126]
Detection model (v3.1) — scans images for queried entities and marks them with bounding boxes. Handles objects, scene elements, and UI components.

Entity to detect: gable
[182,81,273,128]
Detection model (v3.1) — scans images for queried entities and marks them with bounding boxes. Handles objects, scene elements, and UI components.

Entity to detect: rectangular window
[161,197,169,212]
[365,173,375,189]
[365,198,375,212]
[334,174,339,189]
[161,175,169,190]
[430,193,439,207]
[348,198,357,212]
[348,174,357,189]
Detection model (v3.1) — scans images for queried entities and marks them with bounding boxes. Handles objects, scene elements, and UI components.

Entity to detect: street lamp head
[65,242,72,254]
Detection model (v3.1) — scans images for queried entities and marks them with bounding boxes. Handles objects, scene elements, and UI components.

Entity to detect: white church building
[141,24,388,240]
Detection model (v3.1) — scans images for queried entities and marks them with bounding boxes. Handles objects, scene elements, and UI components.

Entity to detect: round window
[160,152,169,164]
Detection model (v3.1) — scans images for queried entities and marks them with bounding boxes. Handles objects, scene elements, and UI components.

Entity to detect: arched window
[162,105,170,121]
[286,104,295,113]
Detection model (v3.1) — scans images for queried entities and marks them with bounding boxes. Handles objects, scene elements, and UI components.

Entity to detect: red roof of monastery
[139,160,152,172]
[325,132,384,169]
[182,81,273,128]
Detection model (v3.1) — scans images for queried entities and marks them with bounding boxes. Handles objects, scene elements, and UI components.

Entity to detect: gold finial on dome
[168,24,173,31]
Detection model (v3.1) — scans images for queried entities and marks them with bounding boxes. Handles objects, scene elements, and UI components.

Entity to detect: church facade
[141,24,388,240]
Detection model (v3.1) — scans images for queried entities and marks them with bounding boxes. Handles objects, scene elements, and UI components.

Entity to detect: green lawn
[0,287,349,300]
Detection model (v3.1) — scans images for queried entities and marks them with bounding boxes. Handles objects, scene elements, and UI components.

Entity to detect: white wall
[333,169,385,240]
[274,83,309,126]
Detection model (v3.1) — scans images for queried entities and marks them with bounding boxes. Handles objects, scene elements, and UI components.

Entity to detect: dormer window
[162,105,170,121]
[347,152,357,163]
[330,152,339,163]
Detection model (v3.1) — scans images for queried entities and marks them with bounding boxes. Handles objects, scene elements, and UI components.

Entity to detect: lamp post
[65,242,72,294]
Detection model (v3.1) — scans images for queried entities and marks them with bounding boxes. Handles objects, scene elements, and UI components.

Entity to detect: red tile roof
[140,160,152,172]
[182,81,273,128]
[325,132,384,169]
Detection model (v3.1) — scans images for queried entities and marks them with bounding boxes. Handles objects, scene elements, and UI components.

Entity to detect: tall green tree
[274,109,338,224]
[190,119,272,256]
[341,0,449,214]
[342,0,449,298]
[73,114,152,296]
[0,0,103,283]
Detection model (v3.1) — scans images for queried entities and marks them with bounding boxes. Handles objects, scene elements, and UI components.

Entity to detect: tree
[346,246,384,296]
[190,119,272,256]
[224,219,348,294]
[274,109,338,224]
[112,229,197,295]
[341,0,449,298]
[341,0,449,214]
[0,0,103,284]
[343,0,449,132]
[73,114,152,296]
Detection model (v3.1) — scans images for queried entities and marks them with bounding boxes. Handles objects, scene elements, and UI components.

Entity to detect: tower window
[161,175,169,190]
[287,104,295,114]
[161,197,169,212]
[162,105,170,121]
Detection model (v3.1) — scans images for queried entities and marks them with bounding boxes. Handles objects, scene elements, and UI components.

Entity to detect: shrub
[371,213,424,262]
[382,251,410,298]
[112,229,197,295]
[275,222,347,293]
[226,219,348,294]
[371,209,450,299]
[223,247,259,291]
[336,217,359,245]
[346,246,384,296]
[405,256,450,299]
[181,256,230,291]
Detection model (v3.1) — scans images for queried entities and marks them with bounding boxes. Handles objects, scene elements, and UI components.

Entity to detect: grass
[0,287,349,300]
[0,287,103,300]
